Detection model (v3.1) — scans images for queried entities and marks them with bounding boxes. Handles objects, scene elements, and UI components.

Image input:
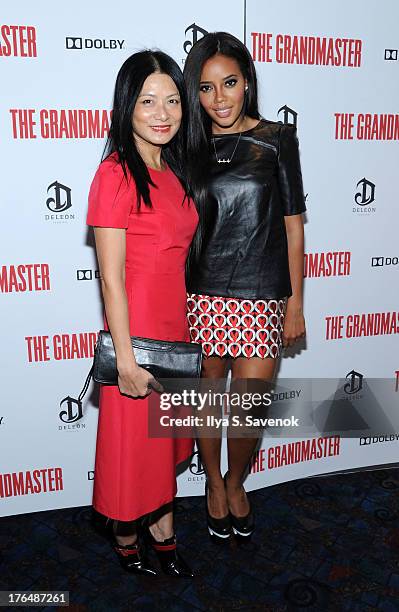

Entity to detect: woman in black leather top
[184,32,306,541]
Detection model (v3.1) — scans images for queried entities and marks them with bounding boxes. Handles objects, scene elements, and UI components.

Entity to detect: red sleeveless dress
[87,153,198,521]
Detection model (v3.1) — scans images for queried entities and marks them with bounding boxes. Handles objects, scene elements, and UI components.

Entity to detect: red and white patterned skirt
[186,293,286,359]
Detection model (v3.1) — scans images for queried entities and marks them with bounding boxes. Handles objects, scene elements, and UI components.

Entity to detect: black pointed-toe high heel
[224,473,255,538]
[205,480,232,542]
[146,530,194,577]
[113,538,158,575]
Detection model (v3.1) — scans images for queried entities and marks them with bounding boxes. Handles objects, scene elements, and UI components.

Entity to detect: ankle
[115,534,137,547]
[225,472,243,491]
[148,524,174,542]
[150,533,177,550]
[207,476,224,490]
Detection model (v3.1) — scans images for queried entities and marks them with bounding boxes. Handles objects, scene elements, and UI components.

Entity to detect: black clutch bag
[77,330,203,403]
[94,330,202,384]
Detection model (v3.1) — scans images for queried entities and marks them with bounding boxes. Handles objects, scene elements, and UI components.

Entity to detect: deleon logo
[277,105,298,127]
[65,37,124,50]
[384,49,398,61]
[46,181,71,212]
[189,450,205,475]
[59,396,84,424]
[344,370,364,395]
[45,181,74,222]
[183,24,208,55]
[355,178,375,206]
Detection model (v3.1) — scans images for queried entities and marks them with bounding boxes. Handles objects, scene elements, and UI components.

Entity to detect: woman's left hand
[282,300,306,348]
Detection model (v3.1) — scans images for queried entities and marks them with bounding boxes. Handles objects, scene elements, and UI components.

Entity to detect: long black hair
[183,32,260,259]
[103,50,189,207]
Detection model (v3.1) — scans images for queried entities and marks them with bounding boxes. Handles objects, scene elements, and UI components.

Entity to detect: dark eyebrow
[138,92,180,98]
[199,74,239,84]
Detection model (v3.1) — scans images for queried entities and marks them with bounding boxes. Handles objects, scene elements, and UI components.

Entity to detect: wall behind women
[1,0,397,516]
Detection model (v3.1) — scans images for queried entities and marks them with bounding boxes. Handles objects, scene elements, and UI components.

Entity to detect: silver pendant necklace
[212,131,242,164]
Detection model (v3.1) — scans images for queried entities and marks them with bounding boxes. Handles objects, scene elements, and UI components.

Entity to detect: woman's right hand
[117,364,163,398]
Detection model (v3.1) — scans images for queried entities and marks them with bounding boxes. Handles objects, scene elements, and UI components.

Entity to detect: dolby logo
[360,435,399,446]
[384,49,398,61]
[371,256,398,267]
[77,269,100,281]
[65,37,124,50]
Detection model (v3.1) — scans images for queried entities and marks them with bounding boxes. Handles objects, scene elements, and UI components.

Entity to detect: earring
[245,86,249,92]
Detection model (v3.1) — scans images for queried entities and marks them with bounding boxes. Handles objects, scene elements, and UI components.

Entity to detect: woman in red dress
[87,51,198,576]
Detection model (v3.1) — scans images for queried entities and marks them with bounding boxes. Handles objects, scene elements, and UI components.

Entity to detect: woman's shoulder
[94,152,127,181]
[250,119,298,153]
[255,118,296,136]
[87,153,134,228]
[90,153,135,199]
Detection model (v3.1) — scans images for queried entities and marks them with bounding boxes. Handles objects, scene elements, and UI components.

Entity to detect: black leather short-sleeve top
[187,119,306,299]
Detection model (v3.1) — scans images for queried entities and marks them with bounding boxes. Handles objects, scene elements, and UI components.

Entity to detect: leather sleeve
[277,123,306,216]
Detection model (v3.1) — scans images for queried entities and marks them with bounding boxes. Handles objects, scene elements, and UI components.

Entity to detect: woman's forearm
[100,277,138,373]
[93,227,138,373]
[285,214,304,309]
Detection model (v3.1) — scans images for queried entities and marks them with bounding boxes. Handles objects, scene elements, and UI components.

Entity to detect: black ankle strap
[114,541,139,551]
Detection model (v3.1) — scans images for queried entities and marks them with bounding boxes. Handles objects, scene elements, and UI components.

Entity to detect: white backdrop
[1,0,398,516]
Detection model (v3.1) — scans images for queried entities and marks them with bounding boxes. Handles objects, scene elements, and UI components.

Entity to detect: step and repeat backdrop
[1,0,398,516]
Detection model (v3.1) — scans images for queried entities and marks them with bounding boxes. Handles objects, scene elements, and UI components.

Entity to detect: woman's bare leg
[197,356,229,518]
[148,504,174,541]
[226,357,278,516]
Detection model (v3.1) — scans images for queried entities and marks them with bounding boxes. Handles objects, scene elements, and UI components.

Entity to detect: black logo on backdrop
[360,434,399,446]
[344,370,364,395]
[384,49,398,61]
[0,416,4,426]
[189,450,205,475]
[87,471,94,480]
[355,178,375,206]
[46,181,72,213]
[277,105,298,127]
[371,256,398,267]
[77,269,100,281]
[65,37,124,50]
[59,396,83,424]
[183,24,208,54]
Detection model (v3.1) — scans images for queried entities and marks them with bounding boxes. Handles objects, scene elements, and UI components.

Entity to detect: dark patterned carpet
[1,468,399,611]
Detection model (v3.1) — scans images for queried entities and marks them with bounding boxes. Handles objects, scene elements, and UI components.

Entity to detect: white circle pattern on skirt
[186,294,286,359]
